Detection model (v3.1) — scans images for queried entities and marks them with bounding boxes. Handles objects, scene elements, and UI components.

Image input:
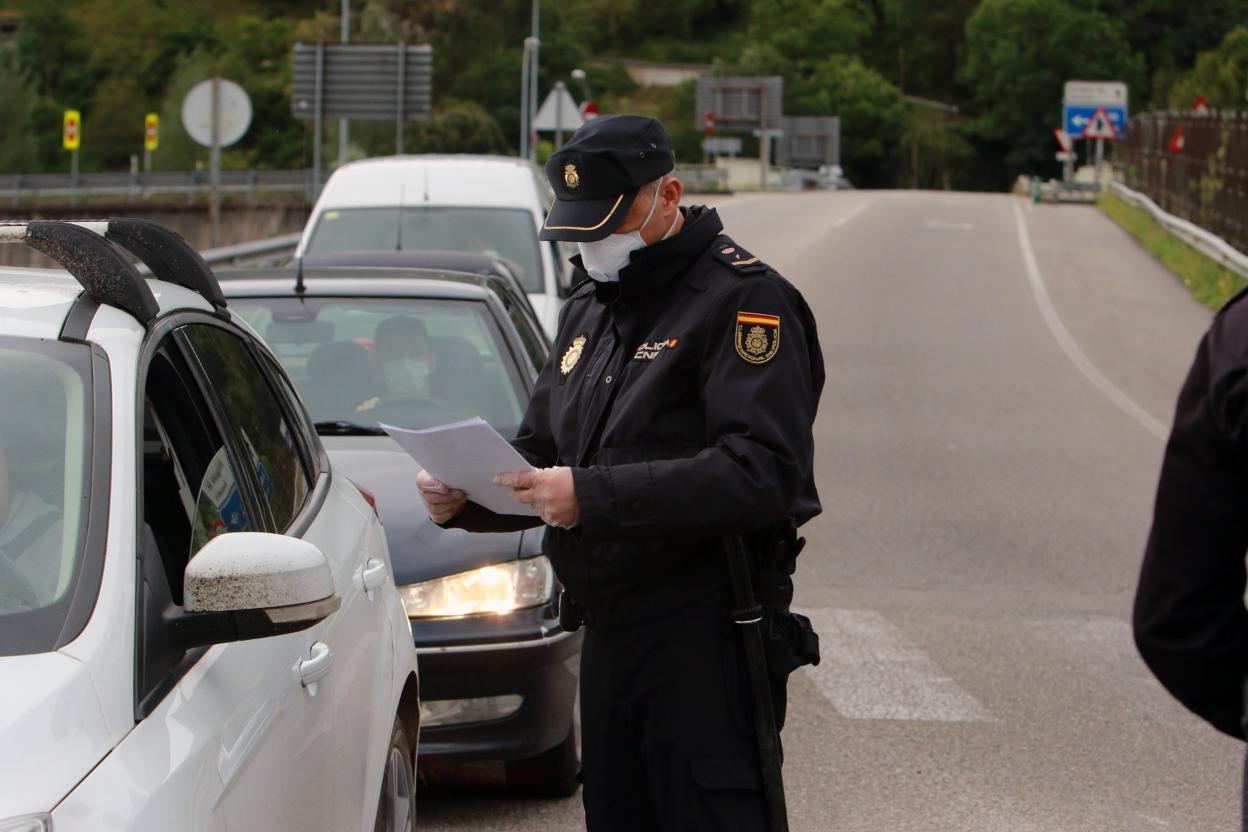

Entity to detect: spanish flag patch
[735,311,780,364]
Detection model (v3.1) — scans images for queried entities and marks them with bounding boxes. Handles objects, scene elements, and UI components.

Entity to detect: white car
[295,155,576,338]
[0,219,420,832]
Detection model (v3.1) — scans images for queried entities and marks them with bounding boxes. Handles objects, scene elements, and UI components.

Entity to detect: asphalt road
[418,190,1238,830]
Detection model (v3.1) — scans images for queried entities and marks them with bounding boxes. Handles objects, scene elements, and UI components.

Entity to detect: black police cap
[539,115,675,242]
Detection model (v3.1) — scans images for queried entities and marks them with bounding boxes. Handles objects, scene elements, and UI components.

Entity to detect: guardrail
[1110,181,1248,279]
[674,165,730,193]
[0,169,316,205]
[198,232,302,267]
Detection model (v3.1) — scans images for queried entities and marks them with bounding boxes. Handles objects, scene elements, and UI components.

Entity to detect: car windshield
[305,206,544,294]
[0,338,96,657]
[231,297,528,437]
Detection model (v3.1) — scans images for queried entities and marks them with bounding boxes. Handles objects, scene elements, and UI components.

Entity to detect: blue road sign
[1063,106,1127,138]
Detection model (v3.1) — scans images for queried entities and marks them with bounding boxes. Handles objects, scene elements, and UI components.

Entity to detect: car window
[231,297,529,438]
[179,325,312,532]
[142,339,255,599]
[306,206,544,294]
[498,290,548,374]
[0,339,95,657]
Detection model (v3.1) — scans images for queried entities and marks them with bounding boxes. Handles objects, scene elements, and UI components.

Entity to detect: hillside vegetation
[0,0,1242,189]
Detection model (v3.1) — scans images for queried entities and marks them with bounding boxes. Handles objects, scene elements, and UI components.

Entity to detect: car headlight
[400,557,554,619]
[0,816,53,832]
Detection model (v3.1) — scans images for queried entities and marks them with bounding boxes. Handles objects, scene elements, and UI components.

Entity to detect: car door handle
[361,558,387,592]
[299,642,332,687]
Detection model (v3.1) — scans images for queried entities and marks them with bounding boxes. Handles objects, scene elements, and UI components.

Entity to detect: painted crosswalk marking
[799,608,992,722]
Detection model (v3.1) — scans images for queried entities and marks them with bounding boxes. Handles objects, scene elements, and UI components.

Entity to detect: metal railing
[1118,111,1248,255]
[1110,181,1248,278]
[198,232,302,267]
[0,169,317,205]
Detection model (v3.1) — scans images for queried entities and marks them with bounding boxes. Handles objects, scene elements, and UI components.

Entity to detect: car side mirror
[173,532,340,649]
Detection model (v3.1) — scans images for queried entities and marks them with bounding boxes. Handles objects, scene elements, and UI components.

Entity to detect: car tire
[505,724,579,798]
[374,716,417,832]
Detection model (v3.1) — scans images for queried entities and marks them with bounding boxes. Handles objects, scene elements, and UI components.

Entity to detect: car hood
[0,652,114,816]
[324,436,524,585]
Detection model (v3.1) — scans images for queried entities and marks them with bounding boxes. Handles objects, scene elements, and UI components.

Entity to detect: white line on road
[799,608,992,722]
[830,200,873,229]
[1011,200,1168,441]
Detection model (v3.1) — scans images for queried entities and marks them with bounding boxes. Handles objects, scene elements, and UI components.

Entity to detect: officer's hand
[495,467,580,529]
[416,469,468,524]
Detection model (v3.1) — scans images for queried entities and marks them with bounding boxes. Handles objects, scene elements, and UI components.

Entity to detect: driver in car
[0,427,62,609]
[375,316,437,400]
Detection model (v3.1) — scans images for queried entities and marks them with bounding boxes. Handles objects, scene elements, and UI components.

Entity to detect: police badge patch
[561,334,587,375]
[735,312,780,364]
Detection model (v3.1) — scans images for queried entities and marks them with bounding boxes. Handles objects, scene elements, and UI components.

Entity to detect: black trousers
[579,599,770,831]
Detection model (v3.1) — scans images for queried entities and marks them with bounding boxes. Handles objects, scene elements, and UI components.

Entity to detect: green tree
[408,100,511,155]
[0,49,40,173]
[960,0,1143,183]
[1164,26,1248,111]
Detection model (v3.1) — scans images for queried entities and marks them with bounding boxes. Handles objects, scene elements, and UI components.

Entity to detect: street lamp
[571,67,592,102]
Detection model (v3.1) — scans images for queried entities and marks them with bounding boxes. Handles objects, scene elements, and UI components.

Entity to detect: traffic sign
[579,100,599,120]
[1052,128,1073,153]
[1191,96,1211,116]
[1168,127,1186,153]
[704,111,714,137]
[1063,105,1126,138]
[63,110,81,150]
[1063,80,1128,108]
[182,78,252,148]
[533,84,582,131]
[1081,107,1118,140]
[144,113,159,151]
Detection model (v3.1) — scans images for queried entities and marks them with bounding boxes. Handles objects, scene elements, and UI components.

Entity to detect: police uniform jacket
[1135,288,1248,738]
[447,205,823,624]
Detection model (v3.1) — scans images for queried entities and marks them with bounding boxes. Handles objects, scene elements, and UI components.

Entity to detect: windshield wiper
[314,420,387,436]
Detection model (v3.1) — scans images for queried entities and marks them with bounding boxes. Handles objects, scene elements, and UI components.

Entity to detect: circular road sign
[181,78,252,148]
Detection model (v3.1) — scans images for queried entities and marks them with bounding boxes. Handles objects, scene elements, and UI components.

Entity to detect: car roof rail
[0,218,228,328]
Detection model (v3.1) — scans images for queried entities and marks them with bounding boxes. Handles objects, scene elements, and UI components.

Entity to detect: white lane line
[830,199,873,229]
[1011,200,1168,441]
[799,608,992,722]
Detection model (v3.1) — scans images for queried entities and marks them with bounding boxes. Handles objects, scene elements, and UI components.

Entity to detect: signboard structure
[182,78,253,248]
[533,81,582,147]
[1062,80,1127,178]
[776,116,840,168]
[143,112,159,174]
[695,76,784,189]
[292,42,433,191]
[1191,96,1211,116]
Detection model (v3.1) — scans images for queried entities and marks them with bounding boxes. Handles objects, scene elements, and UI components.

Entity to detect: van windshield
[306,206,544,294]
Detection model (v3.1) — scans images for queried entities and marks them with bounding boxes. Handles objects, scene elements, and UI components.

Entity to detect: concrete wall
[0,202,309,268]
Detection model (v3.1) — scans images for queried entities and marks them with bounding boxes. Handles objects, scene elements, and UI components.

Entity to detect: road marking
[829,200,873,229]
[799,608,992,722]
[1011,200,1168,441]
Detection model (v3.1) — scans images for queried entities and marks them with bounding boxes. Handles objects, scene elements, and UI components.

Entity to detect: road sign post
[63,110,81,206]
[183,77,252,247]
[695,76,784,191]
[144,113,159,174]
[533,82,583,148]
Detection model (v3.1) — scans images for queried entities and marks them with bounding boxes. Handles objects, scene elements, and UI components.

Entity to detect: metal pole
[338,0,350,167]
[529,0,540,161]
[395,43,407,154]
[313,43,324,196]
[210,76,222,248]
[759,85,768,191]
[554,80,565,149]
[519,40,530,157]
[70,148,79,207]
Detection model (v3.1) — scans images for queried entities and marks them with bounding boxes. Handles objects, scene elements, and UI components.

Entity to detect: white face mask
[383,358,431,396]
[577,181,678,282]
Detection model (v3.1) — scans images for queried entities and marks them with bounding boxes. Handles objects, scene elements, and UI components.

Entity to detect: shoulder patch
[712,236,769,276]
[735,310,780,364]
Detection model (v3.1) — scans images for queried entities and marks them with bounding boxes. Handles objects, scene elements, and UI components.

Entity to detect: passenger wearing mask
[375,316,436,399]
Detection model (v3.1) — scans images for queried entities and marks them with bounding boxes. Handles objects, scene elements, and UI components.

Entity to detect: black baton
[725,534,789,832]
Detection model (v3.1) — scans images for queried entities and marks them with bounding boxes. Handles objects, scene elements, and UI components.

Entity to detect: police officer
[418,115,823,830]
[1134,287,1248,825]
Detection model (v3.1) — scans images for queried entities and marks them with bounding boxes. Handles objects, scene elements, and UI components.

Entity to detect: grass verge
[1098,192,1247,310]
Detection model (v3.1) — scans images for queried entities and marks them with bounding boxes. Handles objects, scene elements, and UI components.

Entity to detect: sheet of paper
[379,417,538,517]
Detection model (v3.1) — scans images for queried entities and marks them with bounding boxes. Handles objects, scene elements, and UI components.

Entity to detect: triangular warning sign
[1167,126,1186,154]
[1191,96,1211,116]
[1082,107,1118,140]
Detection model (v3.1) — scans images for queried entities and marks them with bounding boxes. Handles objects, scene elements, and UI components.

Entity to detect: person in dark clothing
[418,115,823,831]
[1134,287,1248,825]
